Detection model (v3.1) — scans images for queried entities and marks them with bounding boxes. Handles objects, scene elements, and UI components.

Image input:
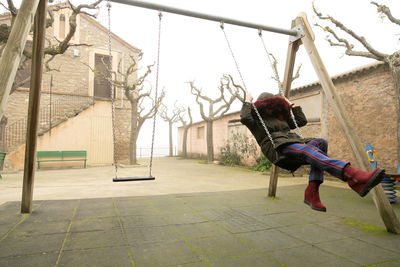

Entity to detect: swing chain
[221,25,276,148]
[258,32,304,138]
[107,0,119,179]
[220,25,248,92]
[148,11,163,177]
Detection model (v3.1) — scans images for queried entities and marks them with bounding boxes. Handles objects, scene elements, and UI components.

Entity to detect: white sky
[3,0,400,151]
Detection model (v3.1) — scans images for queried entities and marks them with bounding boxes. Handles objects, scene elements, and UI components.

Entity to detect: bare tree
[110,55,164,165]
[223,52,301,103]
[159,101,183,157]
[0,0,102,92]
[313,1,400,162]
[268,53,302,85]
[179,106,192,158]
[188,76,238,163]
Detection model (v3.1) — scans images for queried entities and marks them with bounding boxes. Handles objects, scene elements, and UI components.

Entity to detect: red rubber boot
[304,181,326,212]
[343,165,385,197]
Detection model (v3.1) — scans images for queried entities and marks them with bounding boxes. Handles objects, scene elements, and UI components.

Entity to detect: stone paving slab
[0,186,400,266]
[315,238,399,266]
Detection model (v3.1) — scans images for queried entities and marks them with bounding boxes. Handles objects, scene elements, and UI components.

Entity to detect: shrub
[218,132,258,166]
[252,155,272,172]
[219,143,241,166]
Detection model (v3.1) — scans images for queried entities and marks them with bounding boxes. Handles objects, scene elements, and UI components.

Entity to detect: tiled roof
[292,61,385,92]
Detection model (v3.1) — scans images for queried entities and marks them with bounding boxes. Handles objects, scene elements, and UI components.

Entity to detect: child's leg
[281,142,348,181]
[306,139,328,183]
[306,138,328,155]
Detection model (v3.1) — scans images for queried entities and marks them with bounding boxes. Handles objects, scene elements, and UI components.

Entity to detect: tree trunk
[0,115,7,152]
[169,121,173,156]
[182,127,188,158]
[206,120,213,163]
[387,53,400,163]
[0,0,40,120]
[130,100,139,165]
[131,132,138,164]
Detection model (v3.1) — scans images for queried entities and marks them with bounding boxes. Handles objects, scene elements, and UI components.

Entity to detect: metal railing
[4,91,94,152]
[137,146,177,158]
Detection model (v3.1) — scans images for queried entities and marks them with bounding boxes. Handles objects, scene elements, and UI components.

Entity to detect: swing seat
[113,176,155,182]
[273,155,307,172]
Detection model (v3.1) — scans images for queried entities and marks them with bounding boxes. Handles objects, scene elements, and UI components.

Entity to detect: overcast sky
[96,0,398,150]
[3,0,400,152]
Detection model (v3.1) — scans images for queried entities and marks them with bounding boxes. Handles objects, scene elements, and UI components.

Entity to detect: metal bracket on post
[289,26,304,43]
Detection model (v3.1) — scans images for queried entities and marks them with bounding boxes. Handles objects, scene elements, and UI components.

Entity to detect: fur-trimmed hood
[251,96,291,121]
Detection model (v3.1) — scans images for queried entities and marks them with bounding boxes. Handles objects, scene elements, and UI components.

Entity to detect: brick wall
[324,63,396,171]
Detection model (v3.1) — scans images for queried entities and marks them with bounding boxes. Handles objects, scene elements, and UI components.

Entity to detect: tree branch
[179,107,193,128]
[6,0,17,18]
[313,1,389,61]
[188,81,213,102]
[187,81,208,120]
[371,1,400,26]
[140,89,165,120]
[189,76,236,122]
[223,74,246,102]
[292,63,302,82]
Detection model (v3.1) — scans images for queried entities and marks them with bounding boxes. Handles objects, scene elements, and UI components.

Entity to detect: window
[59,14,66,39]
[94,54,112,99]
[197,126,205,139]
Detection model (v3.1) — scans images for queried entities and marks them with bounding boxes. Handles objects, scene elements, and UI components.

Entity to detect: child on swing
[241,92,385,212]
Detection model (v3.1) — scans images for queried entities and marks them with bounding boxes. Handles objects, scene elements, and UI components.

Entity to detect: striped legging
[280,138,348,182]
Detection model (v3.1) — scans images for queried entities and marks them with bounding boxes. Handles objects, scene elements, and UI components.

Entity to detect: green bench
[37,150,87,169]
[0,152,6,179]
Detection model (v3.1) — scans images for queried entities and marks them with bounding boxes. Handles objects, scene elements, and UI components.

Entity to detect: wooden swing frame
[0,0,398,233]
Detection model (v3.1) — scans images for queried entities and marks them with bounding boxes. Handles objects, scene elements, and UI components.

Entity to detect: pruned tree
[109,54,164,165]
[313,1,400,162]
[179,106,192,158]
[268,53,302,86]
[0,0,102,92]
[159,101,183,157]
[224,54,301,102]
[188,75,238,163]
[223,52,301,103]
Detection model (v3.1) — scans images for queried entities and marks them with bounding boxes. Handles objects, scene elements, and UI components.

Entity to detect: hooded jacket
[240,95,312,169]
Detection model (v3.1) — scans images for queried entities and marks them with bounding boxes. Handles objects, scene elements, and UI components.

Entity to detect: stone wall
[40,13,140,98]
[324,63,396,171]
[115,105,132,163]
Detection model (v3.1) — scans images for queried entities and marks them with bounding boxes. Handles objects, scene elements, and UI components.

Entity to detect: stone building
[178,62,398,172]
[0,4,141,169]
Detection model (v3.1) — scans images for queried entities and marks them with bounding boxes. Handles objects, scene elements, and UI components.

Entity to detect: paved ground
[0,157,399,266]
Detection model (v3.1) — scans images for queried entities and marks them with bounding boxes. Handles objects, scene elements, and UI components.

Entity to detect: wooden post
[21,0,47,214]
[268,22,301,197]
[0,0,41,120]
[297,15,400,234]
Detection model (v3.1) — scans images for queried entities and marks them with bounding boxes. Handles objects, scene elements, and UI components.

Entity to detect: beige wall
[292,91,321,121]
[7,101,113,170]
[178,111,261,164]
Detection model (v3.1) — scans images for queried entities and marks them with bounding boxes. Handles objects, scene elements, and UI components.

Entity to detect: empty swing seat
[113,176,155,182]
